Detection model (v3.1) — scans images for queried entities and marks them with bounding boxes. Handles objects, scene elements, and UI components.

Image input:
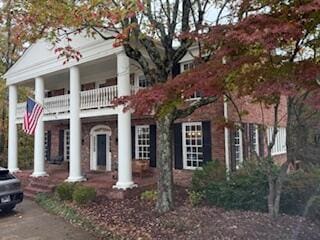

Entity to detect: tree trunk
[156,113,174,213]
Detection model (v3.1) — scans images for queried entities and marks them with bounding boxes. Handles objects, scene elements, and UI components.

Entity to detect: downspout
[223,95,231,174]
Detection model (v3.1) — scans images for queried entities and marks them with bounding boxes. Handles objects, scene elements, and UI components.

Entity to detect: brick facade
[44,95,287,174]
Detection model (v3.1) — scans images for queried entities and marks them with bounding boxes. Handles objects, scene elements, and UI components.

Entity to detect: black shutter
[47,131,51,161]
[174,123,183,169]
[249,123,254,156]
[242,123,249,161]
[59,129,64,157]
[258,125,265,157]
[202,121,212,164]
[149,125,157,167]
[230,128,237,172]
[172,63,181,78]
[131,126,135,159]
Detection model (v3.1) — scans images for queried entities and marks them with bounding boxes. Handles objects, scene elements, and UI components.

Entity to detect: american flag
[23,97,44,135]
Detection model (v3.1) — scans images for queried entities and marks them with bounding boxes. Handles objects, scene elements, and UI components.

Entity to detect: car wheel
[1,204,16,213]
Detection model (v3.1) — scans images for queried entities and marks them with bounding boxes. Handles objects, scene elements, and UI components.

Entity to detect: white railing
[44,94,70,114]
[80,85,117,110]
[16,102,26,120]
[15,85,127,120]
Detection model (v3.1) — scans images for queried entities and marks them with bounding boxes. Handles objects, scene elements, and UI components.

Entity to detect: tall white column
[114,51,136,189]
[67,66,85,182]
[8,85,19,172]
[32,77,47,177]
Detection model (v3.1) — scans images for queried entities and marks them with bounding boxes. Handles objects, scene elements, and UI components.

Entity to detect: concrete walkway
[0,199,97,240]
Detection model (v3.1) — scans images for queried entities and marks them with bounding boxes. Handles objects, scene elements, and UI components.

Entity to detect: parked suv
[0,167,23,213]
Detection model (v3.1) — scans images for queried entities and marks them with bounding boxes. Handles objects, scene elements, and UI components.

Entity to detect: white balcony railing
[15,85,136,120]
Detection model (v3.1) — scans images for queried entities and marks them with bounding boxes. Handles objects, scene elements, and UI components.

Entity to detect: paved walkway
[0,199,97,240]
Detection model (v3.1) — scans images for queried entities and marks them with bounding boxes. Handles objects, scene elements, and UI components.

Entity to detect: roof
[4,31,122,86]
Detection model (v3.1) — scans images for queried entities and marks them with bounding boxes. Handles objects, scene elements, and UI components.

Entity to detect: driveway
[0,199,97,240]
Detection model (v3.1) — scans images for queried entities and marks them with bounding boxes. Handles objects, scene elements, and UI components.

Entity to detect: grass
[35,193,122,240]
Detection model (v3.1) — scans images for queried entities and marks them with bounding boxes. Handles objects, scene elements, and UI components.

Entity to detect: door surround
[90,125,112,171]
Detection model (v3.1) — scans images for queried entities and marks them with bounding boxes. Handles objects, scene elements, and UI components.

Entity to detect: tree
[11,0,231,213]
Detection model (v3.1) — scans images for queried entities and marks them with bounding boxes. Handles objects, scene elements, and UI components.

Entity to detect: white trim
[182,122,203,170]
[90,125,112,171]
[253,124,259,156]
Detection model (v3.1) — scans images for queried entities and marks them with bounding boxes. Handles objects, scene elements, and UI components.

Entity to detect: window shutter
[58,129,64,157]
[242,123,249,161]
[172,63,181,78]
[249,123,254,156]
[258,125,265,157]
[229,128,237,172]
[47,131,51,161]
[202,121,212,164]
[149,125,157,167]
[131,126,135,159]
[174,123,183,169]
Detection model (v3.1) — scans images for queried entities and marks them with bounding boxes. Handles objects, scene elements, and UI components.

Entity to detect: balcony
[16,85,139,122]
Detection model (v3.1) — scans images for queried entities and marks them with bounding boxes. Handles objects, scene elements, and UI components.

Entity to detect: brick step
[24,186,52,197]
[23,191,36,200]
[29,181,56,191]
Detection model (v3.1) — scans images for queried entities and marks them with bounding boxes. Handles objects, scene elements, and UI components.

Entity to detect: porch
[15,165,193,199]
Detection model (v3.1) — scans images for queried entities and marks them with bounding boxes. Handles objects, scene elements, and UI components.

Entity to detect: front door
[97,134,107,166]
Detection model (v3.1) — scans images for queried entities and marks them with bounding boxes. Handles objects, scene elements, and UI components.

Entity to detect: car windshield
[0,170,14,181]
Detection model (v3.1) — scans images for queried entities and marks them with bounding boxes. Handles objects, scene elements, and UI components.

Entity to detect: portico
[5,35,139,189]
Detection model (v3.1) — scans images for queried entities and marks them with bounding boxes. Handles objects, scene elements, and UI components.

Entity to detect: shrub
[140,190,157,201]
[280,168,320,215]
[306,195,320,222]
[191,160,226,192]
[206,166,269,212]
[56,182,77,201]
[187,190,204,206]
[72,185,96,205]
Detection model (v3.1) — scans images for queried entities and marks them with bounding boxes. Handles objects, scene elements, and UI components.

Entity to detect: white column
[114,51,136,189]
[32,77,47,177]
[67,66,85,182]
[8,85,19,172]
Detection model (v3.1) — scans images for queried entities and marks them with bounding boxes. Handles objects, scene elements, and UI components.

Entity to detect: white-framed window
[251,124,259,155]
[234,127,244,169]
[44,131,50,161]
[182,122,204,169]
[180,61,202,100]
[138,75,151,88]
[267,127,286,155]
[135,125,150,160]
[64,129,70,161]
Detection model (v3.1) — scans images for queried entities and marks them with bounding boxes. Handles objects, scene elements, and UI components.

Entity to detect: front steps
[24,180,56,199]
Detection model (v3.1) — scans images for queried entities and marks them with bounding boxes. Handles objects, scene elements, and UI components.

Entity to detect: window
[135,125,150,160]
[267,127,286,155]
[182,122,204,169]
[234,127,243,169]
[181,61,202,100]
[64,129,70,161]
[250,124,259,155]
[138,75,151,88]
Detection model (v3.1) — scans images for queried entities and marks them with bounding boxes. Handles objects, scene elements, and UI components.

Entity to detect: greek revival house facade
[4,34,287,189]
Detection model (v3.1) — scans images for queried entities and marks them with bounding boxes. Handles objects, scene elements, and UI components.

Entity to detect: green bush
[280,168,320,215]
[72,185,96,205]
[56,182,77,201]
[306,195,320,222]
[140,190,157,201]
[191,160,226,192]
[187,190,204,206]
[205,165,269,212]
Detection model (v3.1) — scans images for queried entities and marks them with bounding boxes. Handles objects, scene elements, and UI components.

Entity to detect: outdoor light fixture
[316,75,320,86]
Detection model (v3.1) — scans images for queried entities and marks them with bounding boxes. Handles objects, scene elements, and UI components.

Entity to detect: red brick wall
[44,95,287,174]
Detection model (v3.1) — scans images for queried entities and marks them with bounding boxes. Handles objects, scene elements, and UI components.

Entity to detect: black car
[0,167,23,213]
